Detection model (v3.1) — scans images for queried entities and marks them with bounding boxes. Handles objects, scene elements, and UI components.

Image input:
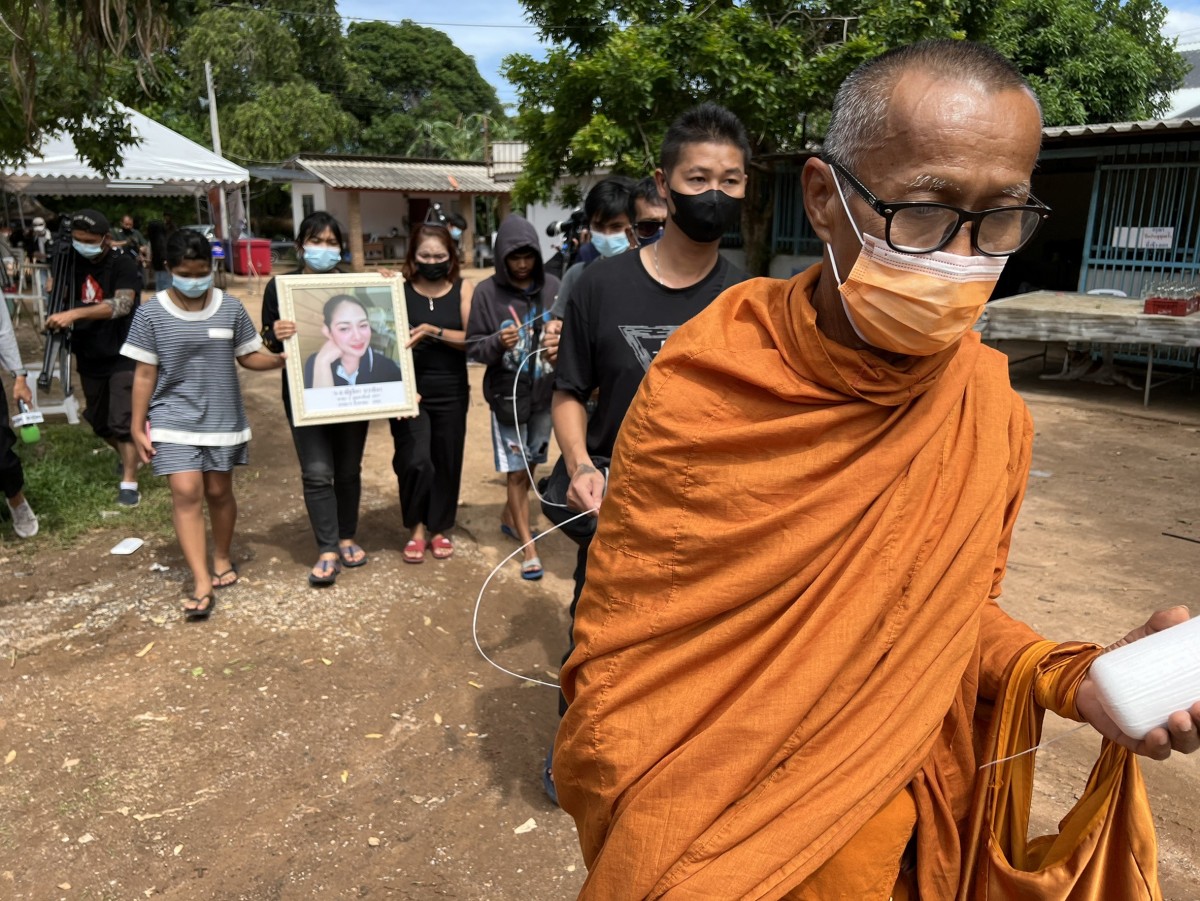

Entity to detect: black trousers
[558,536,592,716]
[0,387,24,500]
[287,408,369,555]
[389,385,469,534]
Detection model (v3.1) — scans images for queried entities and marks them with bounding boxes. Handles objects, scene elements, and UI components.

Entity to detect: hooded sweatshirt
[466,215,561,418]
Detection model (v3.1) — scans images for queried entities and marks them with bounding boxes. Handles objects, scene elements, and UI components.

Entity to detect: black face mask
[416,261,451,282]
[668,189,742,244]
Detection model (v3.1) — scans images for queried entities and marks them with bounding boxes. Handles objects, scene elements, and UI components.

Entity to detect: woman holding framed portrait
[261,212,372,587]
[389,223,474,562]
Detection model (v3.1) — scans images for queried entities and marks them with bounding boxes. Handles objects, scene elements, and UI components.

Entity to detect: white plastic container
[1089,615,1200,740]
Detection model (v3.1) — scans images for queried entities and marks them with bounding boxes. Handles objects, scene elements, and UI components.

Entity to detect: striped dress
[121,289,262,474]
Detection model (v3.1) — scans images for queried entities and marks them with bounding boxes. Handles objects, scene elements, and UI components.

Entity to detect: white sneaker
[8,499,38,538]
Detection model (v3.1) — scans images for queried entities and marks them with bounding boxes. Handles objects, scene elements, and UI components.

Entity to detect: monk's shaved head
[822,40,1042,171]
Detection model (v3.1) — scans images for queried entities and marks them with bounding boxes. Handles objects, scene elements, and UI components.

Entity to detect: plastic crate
[1142,296,1199,316]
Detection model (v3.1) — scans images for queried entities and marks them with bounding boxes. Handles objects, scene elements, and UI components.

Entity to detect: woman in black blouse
[391,224,474,562]
[261,212,372,587]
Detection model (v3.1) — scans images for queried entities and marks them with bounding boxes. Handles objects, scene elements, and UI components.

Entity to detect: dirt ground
[1,272,1198,900]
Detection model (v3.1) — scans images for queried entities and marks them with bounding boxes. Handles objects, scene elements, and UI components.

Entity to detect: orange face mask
[827,183,1007,357]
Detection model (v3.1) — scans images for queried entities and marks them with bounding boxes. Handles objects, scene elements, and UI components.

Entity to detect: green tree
[1,0,179,172]
[985,0,1186,124]
[406,113,514,160]
[342,20,505,156]
[504,0,1185,275]
[225,82,357,160]
[158,1,355,161]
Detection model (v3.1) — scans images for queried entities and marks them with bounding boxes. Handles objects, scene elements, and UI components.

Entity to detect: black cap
[71,209,110,236]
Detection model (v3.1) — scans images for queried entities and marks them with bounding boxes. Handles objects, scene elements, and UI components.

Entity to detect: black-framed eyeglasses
[633,219,665,240]
[826,159,1051,257]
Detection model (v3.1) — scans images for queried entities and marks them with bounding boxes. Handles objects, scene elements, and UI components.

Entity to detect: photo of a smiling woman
[302,294,403,389]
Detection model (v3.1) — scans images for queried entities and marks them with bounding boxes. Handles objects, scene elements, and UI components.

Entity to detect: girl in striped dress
[122,229,285,620]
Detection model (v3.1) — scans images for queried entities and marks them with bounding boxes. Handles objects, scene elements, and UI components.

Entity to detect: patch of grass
[5,424,173,545]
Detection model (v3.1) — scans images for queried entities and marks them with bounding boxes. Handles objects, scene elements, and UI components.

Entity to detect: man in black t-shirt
[540,103,752,800]
[45,209,143,506]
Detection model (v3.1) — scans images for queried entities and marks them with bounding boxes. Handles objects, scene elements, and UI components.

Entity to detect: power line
[211,2,609,31]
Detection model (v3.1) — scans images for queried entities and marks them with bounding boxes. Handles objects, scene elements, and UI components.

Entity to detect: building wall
[287,182,477,259]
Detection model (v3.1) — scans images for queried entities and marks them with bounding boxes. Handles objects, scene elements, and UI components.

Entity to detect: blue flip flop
[521,556,544,581]
[542,745,558,806]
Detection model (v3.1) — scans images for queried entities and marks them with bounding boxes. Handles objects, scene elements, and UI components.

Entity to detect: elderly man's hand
[1076,606,1200,760]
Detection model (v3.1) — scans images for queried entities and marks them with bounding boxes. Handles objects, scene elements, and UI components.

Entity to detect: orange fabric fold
[783,785,917,900]
[556,265,1044,900]
[958,640,1161,900]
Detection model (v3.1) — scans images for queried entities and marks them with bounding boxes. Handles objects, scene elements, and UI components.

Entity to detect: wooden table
[982,291,1200,406]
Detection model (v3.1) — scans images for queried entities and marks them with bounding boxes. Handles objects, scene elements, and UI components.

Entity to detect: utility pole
[204,60,231,244]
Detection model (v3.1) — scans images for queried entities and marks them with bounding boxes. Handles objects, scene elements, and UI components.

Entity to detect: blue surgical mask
[303,245,341,272]
[172,273,213,298]
[449,227,463,241]
[591,230,630,258]
[73,239,104,259]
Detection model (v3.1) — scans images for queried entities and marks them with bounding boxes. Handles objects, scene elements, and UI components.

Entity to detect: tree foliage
[0,0,179,172]
[504,0,1186,274]
[342,21,505,157]
[4,2,505,170]
[225,82,358,161]
[985,0,1186,124]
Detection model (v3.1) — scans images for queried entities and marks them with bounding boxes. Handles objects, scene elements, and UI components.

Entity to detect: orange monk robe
[556,265,1073,900]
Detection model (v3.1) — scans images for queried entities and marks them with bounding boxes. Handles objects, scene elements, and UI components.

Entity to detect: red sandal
[430,535,454,559]
[403,538,427,563]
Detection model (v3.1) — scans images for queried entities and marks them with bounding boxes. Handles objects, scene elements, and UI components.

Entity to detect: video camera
[425,202,467,232]
[546,210,587,272]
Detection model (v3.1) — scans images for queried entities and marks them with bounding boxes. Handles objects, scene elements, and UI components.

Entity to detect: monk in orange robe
[555,40,1200,900]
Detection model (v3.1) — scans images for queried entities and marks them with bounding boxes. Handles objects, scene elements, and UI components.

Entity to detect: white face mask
[826,178,1006,356]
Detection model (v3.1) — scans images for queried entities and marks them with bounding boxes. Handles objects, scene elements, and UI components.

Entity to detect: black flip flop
[183,593,216,621]
[213,565,239,589]
[338,544,368,568]
[308,557,341,587]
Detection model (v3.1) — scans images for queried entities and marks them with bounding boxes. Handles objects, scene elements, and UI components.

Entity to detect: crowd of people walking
[7,62,1199,900]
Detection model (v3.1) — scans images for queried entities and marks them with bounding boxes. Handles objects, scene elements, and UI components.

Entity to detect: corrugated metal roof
[489,141,528,179]
[1041,118,1200,139]
[249,164,320,184]
[293,156,506,194]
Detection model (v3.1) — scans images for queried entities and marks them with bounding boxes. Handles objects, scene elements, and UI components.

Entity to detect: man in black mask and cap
[45,209,142,506]
[540,102,750,801]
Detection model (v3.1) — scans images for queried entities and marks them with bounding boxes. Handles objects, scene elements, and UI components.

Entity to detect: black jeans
[288,414,369,555]
[388,385,468,534]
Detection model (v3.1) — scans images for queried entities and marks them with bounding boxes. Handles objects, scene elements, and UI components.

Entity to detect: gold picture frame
[276,273,418,426]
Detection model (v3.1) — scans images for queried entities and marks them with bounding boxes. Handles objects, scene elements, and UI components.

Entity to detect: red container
[1142,296,1199,316]
[233,238,272,276]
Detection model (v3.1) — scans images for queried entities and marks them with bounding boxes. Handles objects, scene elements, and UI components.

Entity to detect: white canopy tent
[1,103,247,198]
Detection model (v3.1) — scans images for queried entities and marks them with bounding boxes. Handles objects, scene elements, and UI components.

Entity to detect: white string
[461,309,551,345]
[977,723,1090,770]
[471,332,602,688]
[471,508,599,690]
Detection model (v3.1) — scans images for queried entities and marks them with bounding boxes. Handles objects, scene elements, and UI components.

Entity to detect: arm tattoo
[576,464,598,477]
[108,289,136,318]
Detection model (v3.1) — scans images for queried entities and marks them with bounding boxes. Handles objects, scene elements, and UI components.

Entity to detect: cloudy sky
[336,0,1200,109]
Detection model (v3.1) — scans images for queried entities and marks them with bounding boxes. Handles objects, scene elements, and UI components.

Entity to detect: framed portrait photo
[276,273,418,426]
